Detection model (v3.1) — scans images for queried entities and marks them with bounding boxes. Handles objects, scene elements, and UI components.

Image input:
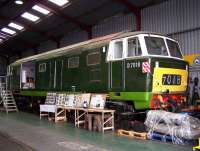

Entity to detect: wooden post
[93,115,102,132]
[112,112,114,131]
[102,112,104,133]
[88,114,93,131]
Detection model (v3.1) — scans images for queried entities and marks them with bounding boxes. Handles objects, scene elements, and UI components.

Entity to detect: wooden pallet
[117,129,147,140]
[48,116,66,123]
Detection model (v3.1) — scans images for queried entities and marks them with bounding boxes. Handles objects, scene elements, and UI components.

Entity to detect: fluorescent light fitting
[0,34,7,39]
[0,39,3,43]
[0,32,11,38]
[0,35,5,39]
[15,0,23,5]
[32,5,50,15]
[8,22,24,30]
[48,0,69,6]
[21,12,40,22]
[1,27,16,35]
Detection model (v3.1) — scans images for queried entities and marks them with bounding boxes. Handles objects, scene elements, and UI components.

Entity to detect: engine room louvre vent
[89,69,101,82]
[68,56,79,68]
[68,57,79,68]
[87,52,101,66]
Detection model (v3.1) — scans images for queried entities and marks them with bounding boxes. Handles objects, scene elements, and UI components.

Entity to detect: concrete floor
[0,112,192,151]
[0,132,35,151]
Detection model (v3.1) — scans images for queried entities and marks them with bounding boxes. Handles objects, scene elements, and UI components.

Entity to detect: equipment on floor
[193,138,200,151]
[145,110,200,145]
[117,129,147,140]
[40,92,115,133]
[40,92,66,122]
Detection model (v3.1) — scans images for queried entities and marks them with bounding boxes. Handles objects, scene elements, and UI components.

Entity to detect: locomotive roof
[113,31,164,39]
[11,31,164,66]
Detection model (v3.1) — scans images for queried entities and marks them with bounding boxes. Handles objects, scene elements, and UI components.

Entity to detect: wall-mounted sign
[193,56,200,66]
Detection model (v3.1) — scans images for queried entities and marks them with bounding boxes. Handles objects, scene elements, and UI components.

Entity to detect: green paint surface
[125,59,151,92]
[34,48,108,92]
[20,90,47,96]
[20,90,82,96]
[109,92,152,109]
[9,45,188,111]
[9,65,20,90]
[111,60,123,91]
[35,60,51,90]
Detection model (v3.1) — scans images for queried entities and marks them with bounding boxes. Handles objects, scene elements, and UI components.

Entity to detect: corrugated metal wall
[0,56,7,75]
[9,55,20,64]
[38,40,57,53]
[21,49,35,58]
[142,0,200,55]
[92,13,136,38]
[18,13,137,59]
[32,0,200,56]
[171,31,200,55]
[60,30,88,47]
[9,0,200,65]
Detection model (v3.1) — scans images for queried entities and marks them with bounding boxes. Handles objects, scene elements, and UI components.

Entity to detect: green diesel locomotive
[8,31,188,110]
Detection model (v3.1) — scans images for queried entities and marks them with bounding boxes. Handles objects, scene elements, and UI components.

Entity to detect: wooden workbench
[57,106,115,133]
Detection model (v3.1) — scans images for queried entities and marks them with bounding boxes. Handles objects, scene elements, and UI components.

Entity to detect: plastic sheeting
[145,110,200,140]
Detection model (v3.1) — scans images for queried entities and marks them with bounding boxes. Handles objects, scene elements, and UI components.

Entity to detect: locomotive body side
[7,32,189,111]
[8,38,111,95]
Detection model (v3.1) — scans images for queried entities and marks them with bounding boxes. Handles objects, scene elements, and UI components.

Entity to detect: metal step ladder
[1,90,18,113]
[0,82,6,106]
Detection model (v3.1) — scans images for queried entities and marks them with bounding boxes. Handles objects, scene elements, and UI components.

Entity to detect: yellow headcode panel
[152,67,188,93]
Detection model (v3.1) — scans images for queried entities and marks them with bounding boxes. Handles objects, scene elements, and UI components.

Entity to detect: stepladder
[1,90,18,113]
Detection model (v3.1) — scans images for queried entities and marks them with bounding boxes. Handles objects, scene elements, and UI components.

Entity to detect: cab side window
[107,39,124,61]
[127,38,142,57]
[39,63,46,72]
[114,41,123,59]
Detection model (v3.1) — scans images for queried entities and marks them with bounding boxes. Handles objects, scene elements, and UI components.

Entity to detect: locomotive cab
[107,32,188,111]
[107,33,183,61]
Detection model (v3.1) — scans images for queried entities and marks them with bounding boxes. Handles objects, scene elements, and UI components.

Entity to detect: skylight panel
[48,0,69,6]
[15,0,24,5]
[21,12,40,22]
[1,27,16,35]
[32,5,50,15]
[8,22,24,30]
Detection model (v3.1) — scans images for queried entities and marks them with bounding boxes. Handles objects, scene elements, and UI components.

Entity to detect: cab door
[50,59,63,91]
[109,40,125,91]
[55,59,63,90]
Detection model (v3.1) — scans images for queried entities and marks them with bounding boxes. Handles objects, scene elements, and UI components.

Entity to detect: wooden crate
[117,129,147,140]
